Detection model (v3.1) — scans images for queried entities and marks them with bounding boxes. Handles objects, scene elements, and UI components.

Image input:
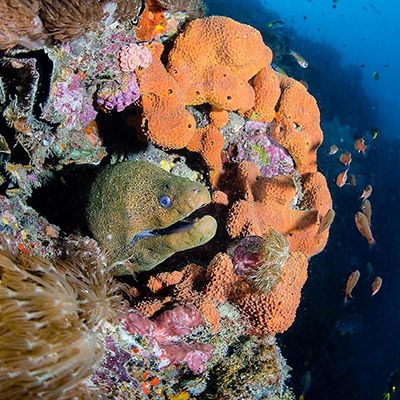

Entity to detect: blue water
[262,0,400,139]
[207,0,400,398]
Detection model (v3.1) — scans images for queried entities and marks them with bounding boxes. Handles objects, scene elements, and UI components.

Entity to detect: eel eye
[159,195,172,208]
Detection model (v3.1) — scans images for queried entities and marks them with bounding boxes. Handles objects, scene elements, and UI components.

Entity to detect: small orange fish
[336,169,349,187]
[354,137,367,153]
[142,382,150,395]
[371,276,382,297]
[344,270,360,302]
[318,209,335,234]
[361,199,372,226]
[360,184,372,200]
[355,212,376,247]
[339,151,352,166]
[328,144,339,155]
[149,377,160,387]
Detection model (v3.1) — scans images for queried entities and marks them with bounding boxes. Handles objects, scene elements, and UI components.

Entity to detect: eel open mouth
[131,205,210,245]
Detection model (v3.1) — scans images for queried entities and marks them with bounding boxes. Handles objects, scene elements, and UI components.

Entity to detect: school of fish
[328,136,382,302]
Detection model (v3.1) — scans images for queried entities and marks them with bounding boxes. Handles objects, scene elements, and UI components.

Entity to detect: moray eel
[87,161,217,275]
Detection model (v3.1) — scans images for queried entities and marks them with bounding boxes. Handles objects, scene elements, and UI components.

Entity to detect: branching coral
[39,0,105,41]
[0,236,125,399]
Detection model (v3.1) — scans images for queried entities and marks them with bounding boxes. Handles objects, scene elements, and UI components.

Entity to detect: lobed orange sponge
[167,16,271,110]
[187,124,225,187]
[173,254,239,332]
[133,250,308,335]
[235,251,308,334]
[136,43,197,149]
[245,66,281,122]
[227,161,332,257]
[134,297,172,317]
[133,254,239,332]
[147,271,184,293]
[271,76,323,174]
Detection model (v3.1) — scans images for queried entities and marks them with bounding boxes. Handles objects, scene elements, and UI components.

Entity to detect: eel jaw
[125,214,217,273]
[131,204,214,244]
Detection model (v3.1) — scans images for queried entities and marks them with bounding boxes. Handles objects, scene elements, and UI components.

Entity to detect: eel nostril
[192,188,200,194]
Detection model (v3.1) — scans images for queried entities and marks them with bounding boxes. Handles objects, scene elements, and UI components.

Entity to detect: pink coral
[123,305,212,374]
[119,43,153,73]
[160,342,213,374]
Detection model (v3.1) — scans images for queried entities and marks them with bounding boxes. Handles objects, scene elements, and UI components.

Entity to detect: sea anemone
[0,235,126,399]
[228,228,290,294]
[0,0,45,50]
[39,0,105,41]
[253,229,290,293]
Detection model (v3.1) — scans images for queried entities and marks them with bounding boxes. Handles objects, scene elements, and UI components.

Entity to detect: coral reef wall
[0,1,332,399]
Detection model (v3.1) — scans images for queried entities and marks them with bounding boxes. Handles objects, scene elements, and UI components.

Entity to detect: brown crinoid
[108,0,143,23]
[0,237,125,399]
[151,0,205,18]
[0,0,45,51]
[39,0,105,41]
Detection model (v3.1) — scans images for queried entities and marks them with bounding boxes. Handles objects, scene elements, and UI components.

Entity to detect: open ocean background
[207,1,400,398]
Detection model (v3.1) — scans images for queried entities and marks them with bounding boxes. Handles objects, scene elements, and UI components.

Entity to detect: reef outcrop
[0,3,332,399]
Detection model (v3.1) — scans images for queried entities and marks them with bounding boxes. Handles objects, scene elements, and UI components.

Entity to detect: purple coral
[92,336,132,388]
[53,73,97,129]
[233,121,294,178]
[97,74,140,112]
[123,305,213,375]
